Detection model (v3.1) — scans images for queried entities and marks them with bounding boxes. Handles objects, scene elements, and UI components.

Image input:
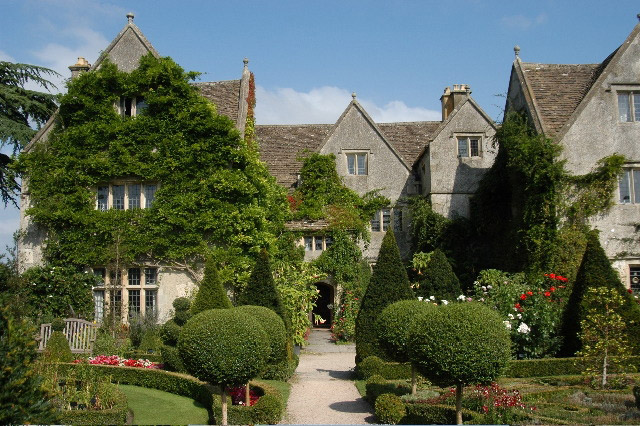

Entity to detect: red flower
[520,294,527,301]
[526,291,534,296]
[550,286,556,292]
[557,276,568,282]
[544,291,551,297]
[549,273,556,279]
[514,302,521,310]
[628,288,633,294]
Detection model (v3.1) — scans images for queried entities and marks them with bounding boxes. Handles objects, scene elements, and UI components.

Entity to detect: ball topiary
[235,305,287,363]
[356,355,385,380]
[173,309,192,327]
[178,309,270,386]
[51,318,66,332]
[43,331,73,363]
[159,320,181,346]
[375,393,406,425]
[409,302,511,424]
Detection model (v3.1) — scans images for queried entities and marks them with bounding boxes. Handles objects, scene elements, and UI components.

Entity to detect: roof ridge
[255,123,333,127]
[521,62,600,66]
[378,121,441,125]
[192,79,241,85]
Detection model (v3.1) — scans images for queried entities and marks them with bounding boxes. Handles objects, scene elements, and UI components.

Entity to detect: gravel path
[283,329,374,425]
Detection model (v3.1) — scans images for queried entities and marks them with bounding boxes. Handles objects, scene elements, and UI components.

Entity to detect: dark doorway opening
[312,282,333,328]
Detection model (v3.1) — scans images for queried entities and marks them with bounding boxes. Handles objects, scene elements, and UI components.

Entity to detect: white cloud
[255,85,440,124]
[501,13,547,30]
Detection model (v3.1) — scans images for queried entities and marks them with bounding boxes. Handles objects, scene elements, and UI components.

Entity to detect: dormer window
[618,92,640,122]
[118,96,147,117]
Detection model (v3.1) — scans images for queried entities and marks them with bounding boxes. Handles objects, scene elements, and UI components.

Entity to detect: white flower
[503,320,512,330]
[487,285,492,290]
[517,322,530,334]
[517,313,522,319]
[457,294,466,301]
[429,295,435,301]
[481,286,487,291]
[417,297,423,301]
[441,300,448,305]
[508,313,514,319]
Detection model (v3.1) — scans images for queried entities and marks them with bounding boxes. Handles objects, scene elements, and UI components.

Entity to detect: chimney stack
[69,57,90,79]
[440,84,471,121]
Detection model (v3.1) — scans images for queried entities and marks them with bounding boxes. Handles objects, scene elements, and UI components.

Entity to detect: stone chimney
[440,84,471,121]
[69,57,90,79]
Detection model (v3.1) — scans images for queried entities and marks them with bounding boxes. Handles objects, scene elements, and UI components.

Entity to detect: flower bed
[74,355,161,369]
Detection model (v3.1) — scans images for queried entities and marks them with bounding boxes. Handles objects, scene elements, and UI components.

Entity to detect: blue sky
[1,0,639,255]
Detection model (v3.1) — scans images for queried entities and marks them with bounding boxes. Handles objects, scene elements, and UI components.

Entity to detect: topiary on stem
[377,300,435,394]
[408,302,511,425]
[191,258,232,316]
[178,309,269,425]
[356,229,414,363]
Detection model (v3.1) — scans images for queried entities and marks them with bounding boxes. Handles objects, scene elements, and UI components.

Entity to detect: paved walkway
[283,329,374,424]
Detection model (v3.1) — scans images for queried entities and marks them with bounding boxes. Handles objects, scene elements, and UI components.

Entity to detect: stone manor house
[16,14,640,323]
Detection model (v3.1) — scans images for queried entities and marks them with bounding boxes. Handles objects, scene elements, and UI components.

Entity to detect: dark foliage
[43,330,73,362]
[559,230,640,356]
[191,258,232,316]
[356,230,414,363]
[237,249,287,324]
[415,249,462,300]
[235,305,287,364]
[377,300,436,363]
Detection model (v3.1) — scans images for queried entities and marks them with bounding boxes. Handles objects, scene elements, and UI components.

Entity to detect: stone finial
[352,92,357,100]
[243,58,249,68]
[514,45,520,58]
[127,12,134,23]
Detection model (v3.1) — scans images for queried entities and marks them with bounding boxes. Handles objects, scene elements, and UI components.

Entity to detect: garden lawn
[118,384,209,425]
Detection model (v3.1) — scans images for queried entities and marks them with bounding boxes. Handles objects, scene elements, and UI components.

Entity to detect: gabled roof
[508,20,640,140]
[512,61,599,137]
[193,80,242,126]
[92,14,160,72]
[256,124,333,189]
[377,121,440,165]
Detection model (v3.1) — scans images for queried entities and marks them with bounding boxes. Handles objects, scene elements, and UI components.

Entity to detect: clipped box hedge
[58,363,285,424]
[356,356,413,380]
[57,386,128,425]
[504,356,640,378]
[403,402,477,424]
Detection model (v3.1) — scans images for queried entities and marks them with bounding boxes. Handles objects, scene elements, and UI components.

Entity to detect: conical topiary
[43,318,73,363]
[356,229,414,363]
[237,249,287,324]
[559,230,640,356]
[191,258,232,316]
[415,249,462,301]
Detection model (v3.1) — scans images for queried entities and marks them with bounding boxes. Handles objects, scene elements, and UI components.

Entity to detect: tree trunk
[602,348,608,388]
[456,383,463,425]
[245,381,250,406]
[221,385,228,426]
[411,365,417,395]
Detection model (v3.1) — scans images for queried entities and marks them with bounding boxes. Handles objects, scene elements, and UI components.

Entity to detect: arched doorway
[312,282,334,328]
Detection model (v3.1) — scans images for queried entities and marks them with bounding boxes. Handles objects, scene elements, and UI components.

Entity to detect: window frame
[371,207,403,232]
[345,152,368,176]
[617,91,640,122]
[117,96,147,117]
[456,135,482,158]
[95,181,159,211]
[618,167,640,204]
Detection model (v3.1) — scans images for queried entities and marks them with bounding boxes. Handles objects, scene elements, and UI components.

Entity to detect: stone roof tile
[378,121,440,165]
[192,80,241,126]
[256,124,333,189]
[520,62,599,137]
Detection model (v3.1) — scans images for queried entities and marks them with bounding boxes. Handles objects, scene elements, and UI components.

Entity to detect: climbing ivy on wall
[290,152,388,240]
[17,54,287,275]
[244,71,256,147]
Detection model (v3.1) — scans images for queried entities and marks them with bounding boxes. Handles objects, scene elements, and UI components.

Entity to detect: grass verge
[118,384,209,425]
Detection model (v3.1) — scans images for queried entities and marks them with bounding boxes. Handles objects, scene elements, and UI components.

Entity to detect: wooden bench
[37,318,98,354]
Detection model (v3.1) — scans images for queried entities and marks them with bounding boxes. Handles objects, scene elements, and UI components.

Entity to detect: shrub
[633,385,640,410]
[356,355,413,380]
[258,355,299,381]
[172,298,191,326]
[414,249,461,301]
[57,386,127,425]
[92,332,117,356]
[160,344,186,373]
[375,393,406,425]
[159,320,181,346]
[237,249,287,325]
[403,402,476,424]
[191,258,232,315]
[138,329,162,354]
[560,230,640,356]
[409,302,511,424]
[0,306,58,424]
[51,318,66,331]
[43,331,73,363]
[235,305,287,363]
[365,374,409,403]
[356,230,414,363]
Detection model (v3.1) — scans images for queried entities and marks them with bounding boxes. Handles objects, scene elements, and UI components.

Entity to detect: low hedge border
[356,356,412,380]
[403,402,477,424]
[504,356,640,378]
[57,386,128,425]
[58,363,285,424]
